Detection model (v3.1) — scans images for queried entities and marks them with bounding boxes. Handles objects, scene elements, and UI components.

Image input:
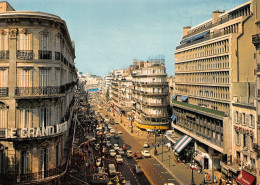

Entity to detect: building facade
[173,0,260,183]
[0,2,77,184]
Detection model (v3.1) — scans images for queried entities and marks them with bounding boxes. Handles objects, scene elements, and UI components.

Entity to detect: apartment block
[0,2,77,184]
[173,0,260,183]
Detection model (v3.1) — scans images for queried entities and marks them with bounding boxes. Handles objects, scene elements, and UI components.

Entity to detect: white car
[113,144,119,150]
[143,142,150,148]
[126,150,133,158]
[108,125,112,129]
[117,148,124,155]
[106,141,112,147]
[141,150,151,158]
[96,158,102,167]
[110,129,115,133]
[115,155,123,164]
[109,149,117,157]
[118,130,123,134]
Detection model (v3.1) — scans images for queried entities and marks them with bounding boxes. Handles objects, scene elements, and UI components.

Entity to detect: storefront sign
[4,122,68,138]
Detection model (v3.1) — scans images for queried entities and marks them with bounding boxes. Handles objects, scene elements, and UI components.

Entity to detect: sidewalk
[152,145,205,185]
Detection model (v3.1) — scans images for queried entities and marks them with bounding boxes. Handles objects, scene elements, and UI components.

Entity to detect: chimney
[183,26,191,37]
[212,10,223,24]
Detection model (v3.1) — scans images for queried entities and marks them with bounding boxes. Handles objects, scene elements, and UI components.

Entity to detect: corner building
[173,0,260,183]
[0,2,77,184]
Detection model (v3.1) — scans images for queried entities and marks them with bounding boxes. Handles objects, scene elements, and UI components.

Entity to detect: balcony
[141,82,168,86]
[144,102,168,107]
[0,87,8,96]
[15,86,62,97]
[38,50,52,59]
[143,91,169,96]
[0,50,9,59]
[252,33,260,48]
[17,50,33,60]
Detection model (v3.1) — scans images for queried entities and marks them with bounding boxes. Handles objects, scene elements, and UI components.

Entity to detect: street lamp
[130,116,134,133]
[154,127,157,155]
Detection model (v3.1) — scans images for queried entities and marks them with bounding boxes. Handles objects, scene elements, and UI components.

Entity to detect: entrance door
[204,158,209,169]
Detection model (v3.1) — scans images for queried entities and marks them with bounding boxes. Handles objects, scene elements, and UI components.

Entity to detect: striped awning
[172,94,177,100]
[180,96,188,102]
[173,135,192,153]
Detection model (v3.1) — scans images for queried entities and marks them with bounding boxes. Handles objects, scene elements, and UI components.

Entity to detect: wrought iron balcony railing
[55,51,61,60]
[0,87,8,96]
[0,50,9,59]
[15,86,62,96]
[38,50,52,59]
[17,50,33,60]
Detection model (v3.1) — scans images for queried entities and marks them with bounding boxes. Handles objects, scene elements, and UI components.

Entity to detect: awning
[236,170,255,185]
[172,94,177,100]
[173,135,192,153]
[194,154,203,165]
[180,96,188,102]
[166,135,177,144]
[171,115,176,122]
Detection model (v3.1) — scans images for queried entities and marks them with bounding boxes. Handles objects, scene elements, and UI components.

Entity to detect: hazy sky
[7,0,247,76]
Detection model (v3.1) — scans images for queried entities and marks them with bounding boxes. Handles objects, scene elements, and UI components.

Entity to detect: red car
[122,144,128,151]
[134,151,142,159]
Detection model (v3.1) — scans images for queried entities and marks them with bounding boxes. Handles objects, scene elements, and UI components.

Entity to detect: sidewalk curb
[151,150,184,185]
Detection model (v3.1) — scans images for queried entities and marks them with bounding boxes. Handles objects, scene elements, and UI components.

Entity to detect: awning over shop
[171,115,176,122]
[236,170,255,185]
[194,154,203,165]
[180,96,188,102]
[173,135,192,153]
[172,94,177,100]
[166,135,177,144]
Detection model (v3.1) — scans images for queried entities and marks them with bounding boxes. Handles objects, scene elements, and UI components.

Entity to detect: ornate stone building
[0,2,77,184]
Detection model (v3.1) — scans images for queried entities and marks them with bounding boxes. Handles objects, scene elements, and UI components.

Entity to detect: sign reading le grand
[4,122,68,138]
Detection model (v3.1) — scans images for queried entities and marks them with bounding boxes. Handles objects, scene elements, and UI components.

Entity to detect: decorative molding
[39,28,49,35]
[9,28,17,38]
[19,28,30,34]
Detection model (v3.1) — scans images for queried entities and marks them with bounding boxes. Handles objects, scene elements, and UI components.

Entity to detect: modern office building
[0,2,77,184]
[172,0,260,183]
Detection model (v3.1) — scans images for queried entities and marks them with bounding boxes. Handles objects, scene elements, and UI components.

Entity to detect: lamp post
[130,116,133,133]
[161,128,164,161]
[154,127,157,155]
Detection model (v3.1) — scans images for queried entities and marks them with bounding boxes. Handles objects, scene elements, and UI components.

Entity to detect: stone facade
[0,2,77,184]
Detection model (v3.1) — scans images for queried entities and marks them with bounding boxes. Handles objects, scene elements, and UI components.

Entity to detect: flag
[190,162,196,170]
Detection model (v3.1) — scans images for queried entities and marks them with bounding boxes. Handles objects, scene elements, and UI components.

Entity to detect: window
[55,69,60,86]
[40,34,49,51]
[21,151,30,174]
[55,34,60,51]
[39,148,49,178]
[243,134,248,148]
[0,108,7,129]
[20,33,31,50]
[56,105,60,124]
[40,107,50,127]
[0,69,7,87]
[236,131,240,145]
[40,69,49,87]
[20,109,30,128]
[0,33,8,51]
[19,69,31,87]
[242,113,245,125]
[249,115,255,127]
[56,144,59,168]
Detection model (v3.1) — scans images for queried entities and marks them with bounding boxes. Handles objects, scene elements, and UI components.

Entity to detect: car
[134,151,142,159]
[113,144,119,150]
[106,141,112,148]
[143,142,150,148]
[102,147,108,154]
[141,150,151,158]
[117,148,124,155]
[134,164,142,174]
[108,164,117,176]
[106,134,111,140]
[94,144,100,151]
[126,150,133,158]
[114,133,119,139]
[109,149,117,157]
[110,129,115,134]
[115,122,119,124]
[166,130,174,135]
[118,130,123,134]
[96,158,102,167]
[122,144,128,151]
[115,155,123,164]
[108,125,112,129]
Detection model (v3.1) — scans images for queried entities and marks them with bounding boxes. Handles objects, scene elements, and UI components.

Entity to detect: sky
[7,0,247,77]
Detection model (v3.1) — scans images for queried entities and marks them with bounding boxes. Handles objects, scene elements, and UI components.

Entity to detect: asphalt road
[94,95,181,185]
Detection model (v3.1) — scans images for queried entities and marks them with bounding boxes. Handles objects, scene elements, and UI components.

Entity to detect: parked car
[143,142,150,148]
[102,147,108,154]
[96,158,102,167]
[115,122,119,124]
[134,164,142,174]
[110,129,115,134]
[117,148,124,155]
[126,150,133,158]
[118,130,123,134]
[115,155,123,164]
[106,134,111,140]
[141,150,151,158]
[108,164,117,175]
[134,151,142,159]
[114,134,119,139]
[108,125,112,129]
[109,149,117,157]
[113,144,119,150]
[122,144,128,151]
